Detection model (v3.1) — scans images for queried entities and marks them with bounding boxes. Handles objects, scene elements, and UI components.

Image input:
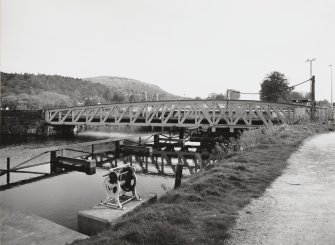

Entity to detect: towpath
[227,132,335,245]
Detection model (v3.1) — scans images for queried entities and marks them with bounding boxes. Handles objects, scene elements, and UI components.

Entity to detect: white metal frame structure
[45,100,330,130]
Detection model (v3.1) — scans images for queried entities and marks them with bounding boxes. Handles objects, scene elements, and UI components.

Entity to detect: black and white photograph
[0,0,334,244]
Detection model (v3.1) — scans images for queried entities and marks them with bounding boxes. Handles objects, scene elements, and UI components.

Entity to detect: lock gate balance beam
[51,156,96,175]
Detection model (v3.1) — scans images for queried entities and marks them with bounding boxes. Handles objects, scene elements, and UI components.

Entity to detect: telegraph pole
[306,58,316,121]
[306,58,316,78]
[311,75,316,121]
[330,64,333,120]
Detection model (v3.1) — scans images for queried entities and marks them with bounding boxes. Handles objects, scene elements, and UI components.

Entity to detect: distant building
[227,89,240,100]
[292,99,311,106]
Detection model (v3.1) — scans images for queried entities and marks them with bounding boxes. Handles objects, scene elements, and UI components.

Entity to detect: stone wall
[0,110,46,136]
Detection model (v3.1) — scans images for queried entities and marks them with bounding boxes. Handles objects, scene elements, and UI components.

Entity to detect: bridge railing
[45,100,330,129]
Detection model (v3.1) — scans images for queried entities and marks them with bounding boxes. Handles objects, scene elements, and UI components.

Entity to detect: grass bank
[72,123,331,245]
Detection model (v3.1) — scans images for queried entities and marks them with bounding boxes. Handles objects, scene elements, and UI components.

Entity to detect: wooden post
[311,75,316,121]
[194,155,198,173]
[174,162,183,189]
[154,134,159,149]
[114,141,120,167]
[179,128,184,140]
[91,145,94,160]
[161,156,164,173]
[50,151,57,174]
[169,131,172,145]
[7,157,10,185]
[179,128,185,148]
[86,160,96,175]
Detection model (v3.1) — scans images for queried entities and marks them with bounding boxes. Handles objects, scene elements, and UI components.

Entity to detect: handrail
[13,161,51,171]
[58,134,152,150]
[11,151,51,170]
[57,136,131,150]
[61,148,92,154]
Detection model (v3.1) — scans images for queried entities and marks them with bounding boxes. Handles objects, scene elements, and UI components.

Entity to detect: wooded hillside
[85,76,180,101]
[1,72,179,110]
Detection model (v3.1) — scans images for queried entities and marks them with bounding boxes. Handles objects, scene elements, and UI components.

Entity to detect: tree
[83,96,103,106]
[215,93,226,100]
[103,88,113,101]
[112,93,125,103]
[207,93,227,100]
[33,91,74,109]
[260,71,291,102]
[17,93,30,107]
[317,99,330,107]
[207,93,218,100]
[1,95,18,109]
[128,94,136,102]
[289,91,311,101]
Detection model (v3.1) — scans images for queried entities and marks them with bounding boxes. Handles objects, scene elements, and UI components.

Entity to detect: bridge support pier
[47,125,75,137]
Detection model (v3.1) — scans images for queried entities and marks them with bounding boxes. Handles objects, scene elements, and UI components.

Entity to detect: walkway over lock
[45,100,330,131]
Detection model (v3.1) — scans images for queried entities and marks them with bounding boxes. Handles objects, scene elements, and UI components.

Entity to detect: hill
[0,72,180,110]
[84,76,180,101]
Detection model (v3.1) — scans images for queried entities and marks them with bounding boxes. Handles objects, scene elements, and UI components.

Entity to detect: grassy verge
[71,123,331,245]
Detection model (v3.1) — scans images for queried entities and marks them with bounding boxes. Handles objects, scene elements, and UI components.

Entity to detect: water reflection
[0,129,221,231]
[0,168,174,230]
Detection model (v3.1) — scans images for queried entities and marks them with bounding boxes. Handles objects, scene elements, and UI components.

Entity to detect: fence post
[7,157,10,185]
[174,162,183,189]
[50,151,57,174]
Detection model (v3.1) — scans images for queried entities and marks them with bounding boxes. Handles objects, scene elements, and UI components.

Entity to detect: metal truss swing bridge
[45,100,330,131]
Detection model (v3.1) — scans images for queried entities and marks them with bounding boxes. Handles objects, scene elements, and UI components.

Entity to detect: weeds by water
[71,123,330,245]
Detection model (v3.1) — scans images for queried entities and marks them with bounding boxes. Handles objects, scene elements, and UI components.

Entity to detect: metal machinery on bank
[100,163,141,209]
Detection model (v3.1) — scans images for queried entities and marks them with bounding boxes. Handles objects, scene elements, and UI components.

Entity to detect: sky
[1,0,335,100]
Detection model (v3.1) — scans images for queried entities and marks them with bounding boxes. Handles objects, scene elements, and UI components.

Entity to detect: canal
[0,130,175,231]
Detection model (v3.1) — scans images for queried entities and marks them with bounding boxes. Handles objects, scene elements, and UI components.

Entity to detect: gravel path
[227,132,335,245]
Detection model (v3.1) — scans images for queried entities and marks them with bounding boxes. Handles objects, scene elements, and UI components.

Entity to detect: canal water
[0,131,174,231]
